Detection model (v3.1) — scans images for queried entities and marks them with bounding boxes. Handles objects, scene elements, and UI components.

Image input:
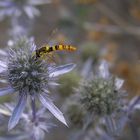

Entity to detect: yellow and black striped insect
[34,44,77,59]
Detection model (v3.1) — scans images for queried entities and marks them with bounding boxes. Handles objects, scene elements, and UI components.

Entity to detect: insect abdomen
[35,45,76,58]
[52,45,76,51]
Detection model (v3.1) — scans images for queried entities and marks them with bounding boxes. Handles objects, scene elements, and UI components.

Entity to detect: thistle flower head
[0,0,51,20]
[80,77,123,116]
[8,37,49,94]
[79,60,124,117]
[71,60,126,137]
[0,103,54,140]
[0,37,76,130]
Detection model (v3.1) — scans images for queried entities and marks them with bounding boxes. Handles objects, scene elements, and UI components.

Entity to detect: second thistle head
[79,60,124,117]
[80,77,123,117]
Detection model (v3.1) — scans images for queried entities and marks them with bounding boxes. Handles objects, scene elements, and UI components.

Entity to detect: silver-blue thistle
[72,60,126,137]
[0,0,51,36]
[80,77,123,116]
[0,0,51,20]
[0,103,54,140]
[8,37,49,94]
[0,37,76,130]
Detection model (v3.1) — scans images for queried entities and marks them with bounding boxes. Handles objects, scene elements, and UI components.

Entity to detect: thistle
[0,37,76,130]
[80,77,123,116]
[0,0,52,36]
[0,103,54,140]
[0,0,51,20]
[77,60,126,136]
[79,60,124,117]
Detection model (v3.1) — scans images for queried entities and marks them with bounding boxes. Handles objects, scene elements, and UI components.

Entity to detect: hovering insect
[34,44,76,59]
[32,28,77,61]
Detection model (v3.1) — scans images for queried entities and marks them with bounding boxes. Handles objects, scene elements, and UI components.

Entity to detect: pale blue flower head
[0,0,51,20]
[79,60,124,116]
[0,103,55,140]
[0,0,52,36]
[76,60,126,136]
[0,37,76,130]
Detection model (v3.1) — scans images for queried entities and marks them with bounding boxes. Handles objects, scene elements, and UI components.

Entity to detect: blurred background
[0,0,140,140]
